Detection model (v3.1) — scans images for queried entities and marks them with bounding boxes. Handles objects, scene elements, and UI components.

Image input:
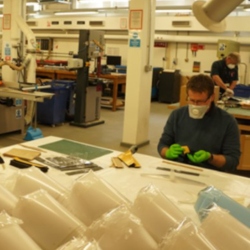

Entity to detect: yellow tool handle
[14,157,45,168]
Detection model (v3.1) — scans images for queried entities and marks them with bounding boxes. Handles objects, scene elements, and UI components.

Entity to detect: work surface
[1,136,250,217]
[0,136,250,249]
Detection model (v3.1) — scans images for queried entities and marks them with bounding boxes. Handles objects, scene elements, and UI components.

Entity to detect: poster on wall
[120,18,128,29]
[129,9,143,30]
[2,14,11,30]
[193,61,201,72]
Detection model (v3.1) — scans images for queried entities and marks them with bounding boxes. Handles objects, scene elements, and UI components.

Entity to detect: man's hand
[225,88,234,97]
[187,150,211,164]
[165,144,184,160]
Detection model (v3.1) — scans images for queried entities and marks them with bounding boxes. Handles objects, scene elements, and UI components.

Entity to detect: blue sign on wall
[129,39,141,47]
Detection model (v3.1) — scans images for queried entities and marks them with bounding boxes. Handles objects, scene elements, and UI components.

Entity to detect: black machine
[70,30,105,128]
[158,69,181,103]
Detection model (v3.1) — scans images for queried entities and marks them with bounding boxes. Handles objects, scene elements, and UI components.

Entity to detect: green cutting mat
[39,139,113,160]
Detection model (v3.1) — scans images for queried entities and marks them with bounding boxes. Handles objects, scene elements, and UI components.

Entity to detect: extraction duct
[192,0,244,32]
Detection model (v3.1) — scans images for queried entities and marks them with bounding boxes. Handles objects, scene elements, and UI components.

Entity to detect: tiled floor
[0,102,171,158]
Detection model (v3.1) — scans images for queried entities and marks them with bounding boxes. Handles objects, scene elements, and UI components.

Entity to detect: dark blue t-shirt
[210,58,238,94]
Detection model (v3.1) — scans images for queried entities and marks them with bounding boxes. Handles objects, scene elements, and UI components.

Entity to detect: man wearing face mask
[210,52,240,99]
[157,74,240,172]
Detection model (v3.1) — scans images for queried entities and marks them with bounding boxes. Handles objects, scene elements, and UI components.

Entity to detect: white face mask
[227,64,235,69]
[188,104,209,119]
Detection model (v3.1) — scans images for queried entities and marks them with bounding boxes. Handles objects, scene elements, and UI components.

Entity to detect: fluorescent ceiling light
[0,4,3,8]
[156,9,192,13]
[26,3,39,6]
[55,11,98,15]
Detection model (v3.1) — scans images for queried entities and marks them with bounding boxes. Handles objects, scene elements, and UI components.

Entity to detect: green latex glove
[165,144,184,160]
[187,150,211,164]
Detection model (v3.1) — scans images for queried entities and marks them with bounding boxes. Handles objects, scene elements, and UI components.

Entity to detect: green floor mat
[39,139,113,160]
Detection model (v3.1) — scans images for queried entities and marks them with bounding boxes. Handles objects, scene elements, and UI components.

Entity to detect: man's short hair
[186,74,214,97]
[227,52,241,64]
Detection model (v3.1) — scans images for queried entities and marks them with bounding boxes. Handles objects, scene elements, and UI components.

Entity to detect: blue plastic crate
[115,65,127,74]
[37,80,75,125]
[234,84,250,98]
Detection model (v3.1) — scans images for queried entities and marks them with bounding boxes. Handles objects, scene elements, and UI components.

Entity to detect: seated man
[157,74,240,172]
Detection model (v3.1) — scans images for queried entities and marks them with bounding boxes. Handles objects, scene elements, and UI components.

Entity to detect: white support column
[2,0,22,87]
[121,0,156,147]
[2,0,36,87]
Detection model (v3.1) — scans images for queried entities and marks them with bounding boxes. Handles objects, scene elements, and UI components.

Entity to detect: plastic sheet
[195,185,250,228]
[0,211,41,250]
[68,171,131,226]
[0,185,18,215]
[11,167,69,204]
[57,237,101,250]
[159,219,216,250]
[131,184,187,243]
[200,204,250,249]
[86,205,157,250]
[13,189,86,250]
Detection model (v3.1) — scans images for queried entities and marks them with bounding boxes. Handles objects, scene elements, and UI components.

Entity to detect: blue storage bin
[234,84,250,98]
[37,80,75,125]
[115,65,127,74]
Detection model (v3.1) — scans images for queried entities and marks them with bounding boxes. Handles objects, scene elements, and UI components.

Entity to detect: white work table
[1,136,250,221]
[0,136,250,249]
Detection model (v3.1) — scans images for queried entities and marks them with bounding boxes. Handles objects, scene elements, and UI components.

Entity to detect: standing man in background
[210,52,240,99]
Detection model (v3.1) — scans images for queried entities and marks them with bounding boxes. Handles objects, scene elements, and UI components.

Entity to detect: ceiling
[1,0,250,18]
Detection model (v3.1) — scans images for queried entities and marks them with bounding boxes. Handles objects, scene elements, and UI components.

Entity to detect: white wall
[2,13,250,83]
[37,36,249,84]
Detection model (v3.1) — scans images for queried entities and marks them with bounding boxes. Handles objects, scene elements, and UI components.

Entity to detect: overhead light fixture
[193,0,244,32]
[39,0,71,4]
[54,11,98,16]
[26,3,39,6]
[156,9,192,13]
[0,4,3,8]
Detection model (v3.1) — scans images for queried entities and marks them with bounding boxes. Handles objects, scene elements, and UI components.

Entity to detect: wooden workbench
[36,67,56,79]
[55,70,77,80]
[225,107,250,171]
[96,73,126,111]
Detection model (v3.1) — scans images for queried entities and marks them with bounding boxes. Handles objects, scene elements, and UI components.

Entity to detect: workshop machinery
[70,30,105,128]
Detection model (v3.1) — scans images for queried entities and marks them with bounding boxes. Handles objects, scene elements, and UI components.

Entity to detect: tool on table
[19,143,47,153]
[10,157,49,173]
[141,173,206,186]
[36,155,103,174]
[35,156,60,168]
[156,166,200,176]
[111,157,124,168]
[162,160,203,172]
[117,145,140,168]
[65,165,103,175]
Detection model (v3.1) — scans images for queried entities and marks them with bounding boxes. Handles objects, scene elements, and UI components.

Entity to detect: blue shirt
[158,104,241,171]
